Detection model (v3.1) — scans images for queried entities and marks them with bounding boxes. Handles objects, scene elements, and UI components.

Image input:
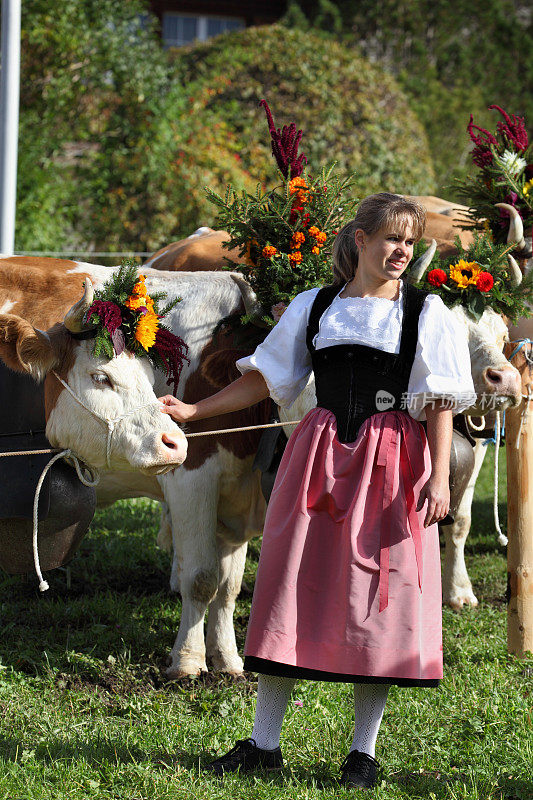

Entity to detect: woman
[159,193,476,789]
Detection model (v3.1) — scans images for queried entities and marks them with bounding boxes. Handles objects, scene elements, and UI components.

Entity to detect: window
[162,13,245,47]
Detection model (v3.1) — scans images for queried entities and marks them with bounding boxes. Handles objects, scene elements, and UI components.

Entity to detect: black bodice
[306,281,428,443]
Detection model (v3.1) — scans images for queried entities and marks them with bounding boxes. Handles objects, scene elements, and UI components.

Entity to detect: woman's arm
[159,369,270,424]
[417,400,453,527]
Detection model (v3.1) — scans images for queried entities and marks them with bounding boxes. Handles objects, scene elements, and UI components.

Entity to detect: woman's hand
[416,473,450,528]
[158,395,197,424]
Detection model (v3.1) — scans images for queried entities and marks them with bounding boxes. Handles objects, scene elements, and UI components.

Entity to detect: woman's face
[355,221,416,284]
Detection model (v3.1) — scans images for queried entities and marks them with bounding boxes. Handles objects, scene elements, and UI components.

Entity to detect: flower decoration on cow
[205,100,358,330]
[81,263,189,394]
[408,233,533,323]
[454,105,533,255]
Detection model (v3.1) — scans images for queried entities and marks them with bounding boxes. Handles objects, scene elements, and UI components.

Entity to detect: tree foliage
[293,0,533,194]
[18,0,169,251]
[17,12,436,253]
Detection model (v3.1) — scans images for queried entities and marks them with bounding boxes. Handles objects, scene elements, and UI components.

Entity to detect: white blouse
[236,283,477,421]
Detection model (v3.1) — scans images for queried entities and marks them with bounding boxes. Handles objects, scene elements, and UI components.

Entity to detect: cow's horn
[230,273,263,318]
[495,203,526,252]
[63,278,95,333]
[507,254,523,287]
[408,239,437,284]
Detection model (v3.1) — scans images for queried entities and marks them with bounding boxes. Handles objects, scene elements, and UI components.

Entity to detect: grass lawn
[0,443,531,799]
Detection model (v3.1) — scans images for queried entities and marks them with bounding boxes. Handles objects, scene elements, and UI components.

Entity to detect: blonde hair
[331,192,426,285]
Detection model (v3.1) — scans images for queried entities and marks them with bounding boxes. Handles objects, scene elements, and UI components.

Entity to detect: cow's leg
[442,439,487,609]
[205,534,248,674]
[162,465,220,679]
[156,501,181,593]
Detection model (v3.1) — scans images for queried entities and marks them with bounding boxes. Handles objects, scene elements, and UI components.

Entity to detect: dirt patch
[54,664,164,698]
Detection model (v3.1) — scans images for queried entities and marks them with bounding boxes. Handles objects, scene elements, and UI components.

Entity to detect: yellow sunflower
[135,310,159,350]
[449,259,482,289]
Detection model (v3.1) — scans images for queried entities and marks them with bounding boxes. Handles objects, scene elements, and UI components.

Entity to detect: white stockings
[251,674,297,750]
[350,682,389,758]
[250,674,389,756]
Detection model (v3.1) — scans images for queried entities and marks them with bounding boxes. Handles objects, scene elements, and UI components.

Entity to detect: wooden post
[504,341,533,655]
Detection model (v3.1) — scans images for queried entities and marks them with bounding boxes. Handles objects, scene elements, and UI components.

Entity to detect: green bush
[16,14,435,252]
[163,24,435,237]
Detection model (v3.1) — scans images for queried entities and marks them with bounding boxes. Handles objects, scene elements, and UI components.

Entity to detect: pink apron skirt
[244,408,443,683]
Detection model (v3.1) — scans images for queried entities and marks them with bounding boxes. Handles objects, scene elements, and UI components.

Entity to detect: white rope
[492,411,508,546]
[32,448,99,593]
[185,419,300,437]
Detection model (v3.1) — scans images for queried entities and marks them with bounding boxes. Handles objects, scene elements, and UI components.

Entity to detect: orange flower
[291,232,305,249]
[288,177,308,194]
[289,177,310,204]
[315,231,327,244]
[288,251,303,264]
[132,276,147,296]
[135,310,159,351]
[262,245,278,259]
[125,294,148,311]
[308,226,320,237]
[311,246,320,255]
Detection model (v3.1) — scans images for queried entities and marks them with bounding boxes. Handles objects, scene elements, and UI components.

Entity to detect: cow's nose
[483,366,522,399]
[161,432,187,464]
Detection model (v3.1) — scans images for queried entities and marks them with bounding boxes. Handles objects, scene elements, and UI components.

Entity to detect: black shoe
[205,738,283,776]
[340,749,380,789]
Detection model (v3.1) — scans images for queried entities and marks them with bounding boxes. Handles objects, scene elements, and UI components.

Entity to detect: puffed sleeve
[235,288,320,408]
[406,293,477,421]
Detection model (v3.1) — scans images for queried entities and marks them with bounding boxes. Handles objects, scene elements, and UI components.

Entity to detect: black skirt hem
[244,656,440,688]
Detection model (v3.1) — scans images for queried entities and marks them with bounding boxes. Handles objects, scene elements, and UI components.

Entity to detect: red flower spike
[259,99,307,178]
[488,105,529,152]
[467,114,498,168]
[153,328,190,397]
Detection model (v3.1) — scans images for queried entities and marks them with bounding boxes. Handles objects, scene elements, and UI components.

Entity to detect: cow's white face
[45,341,187,473]
[451,306,521,413]
[0,313,187,473]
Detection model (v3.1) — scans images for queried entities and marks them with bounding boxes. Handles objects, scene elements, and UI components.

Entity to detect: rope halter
[52,372,161,469]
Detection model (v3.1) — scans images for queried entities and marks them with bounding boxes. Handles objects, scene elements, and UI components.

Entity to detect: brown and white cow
[0,257,273,677]
[143,228,247,272]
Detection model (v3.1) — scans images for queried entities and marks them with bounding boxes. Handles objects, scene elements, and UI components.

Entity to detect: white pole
[0,0,21,255]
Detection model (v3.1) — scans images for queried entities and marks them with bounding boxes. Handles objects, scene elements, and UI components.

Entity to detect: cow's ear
[0,314,58,381]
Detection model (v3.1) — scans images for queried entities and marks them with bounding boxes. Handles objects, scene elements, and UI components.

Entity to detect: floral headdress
[454,105,532,250]
[409,233,533,323]
[206,100,358,330]
[84,263,189,394]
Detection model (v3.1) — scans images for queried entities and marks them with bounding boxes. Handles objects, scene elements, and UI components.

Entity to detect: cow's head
[0,286,187,473]
[449,305,521,413]
[410,239,523,414]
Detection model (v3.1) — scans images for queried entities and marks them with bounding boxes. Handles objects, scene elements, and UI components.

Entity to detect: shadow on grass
[390,770,532,800]
[0,732,147,766]
[168,749,335,790]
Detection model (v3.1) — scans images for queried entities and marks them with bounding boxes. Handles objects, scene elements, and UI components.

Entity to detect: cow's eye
[91,372,112,387]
